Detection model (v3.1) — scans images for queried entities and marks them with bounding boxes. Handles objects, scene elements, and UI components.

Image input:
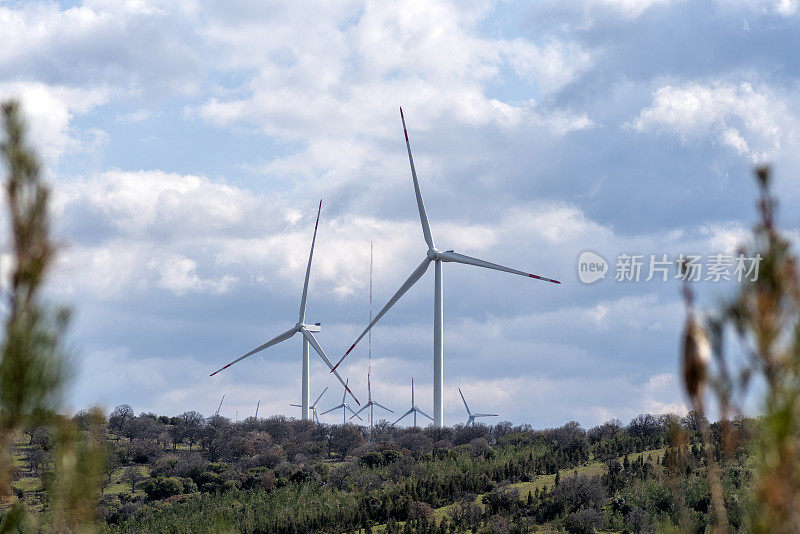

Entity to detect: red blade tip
[529,274,561,284]
[346,386,360,405]
[210,364,229,377]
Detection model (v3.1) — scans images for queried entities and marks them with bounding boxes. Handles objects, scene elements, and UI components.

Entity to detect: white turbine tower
[459,388,498,426]
[290,386,328,423]
[322,378,363,425]
[351,243,393,432]
[211,199,358,419]
[333,108,560,427]
[393,378,432,427]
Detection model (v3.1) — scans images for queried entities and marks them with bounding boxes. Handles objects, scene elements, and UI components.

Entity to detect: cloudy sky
[1,0,798,428]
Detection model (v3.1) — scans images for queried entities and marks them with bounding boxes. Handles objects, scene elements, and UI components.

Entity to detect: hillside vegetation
[6,408,754,533]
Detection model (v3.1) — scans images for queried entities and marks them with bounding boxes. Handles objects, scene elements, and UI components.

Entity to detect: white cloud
[440,372,686,428]
[716,0,799,16]
[501,39,593,94]
[631,81,794,161]
[0,81,109,163]
[49,165,758,305]
[50,168,613,301]
[55,170,280,239]
[75,342,686,425]
[196,0,593,143]
[773,0,799,14]
[0,0,203,96]
[585,0,676,18]
[116,109,156,122]
[148,253,237,296]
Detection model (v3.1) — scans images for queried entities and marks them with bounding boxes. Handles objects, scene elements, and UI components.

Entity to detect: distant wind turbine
[352,373,394,430]
[459,388,498,426]
[393,378,432,427]
[215,394,225,417]
[211,199,358,420]
[254,400,260,420]
[291,386,328,423]
[333,108,560,427]
[322,378,362,425]
[351,243,393,432]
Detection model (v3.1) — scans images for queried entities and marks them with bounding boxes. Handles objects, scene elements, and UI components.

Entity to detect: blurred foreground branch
[681,166,800,534]
[0,100,104,532]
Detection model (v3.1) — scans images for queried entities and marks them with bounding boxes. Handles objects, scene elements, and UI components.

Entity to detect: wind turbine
[211,199,358,420]
[215,394,225,417]
[393,378,432,427]
[351,243,393,432]
[333,108,560,427]
[352,373,394,430]
[290,386,328,423]
[322,378,363,425]
[459,388,498,426]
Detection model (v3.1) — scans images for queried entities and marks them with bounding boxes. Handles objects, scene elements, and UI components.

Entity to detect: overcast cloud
[1,0,798,428]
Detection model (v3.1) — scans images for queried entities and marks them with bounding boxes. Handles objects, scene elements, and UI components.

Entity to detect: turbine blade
[458,388,471,415]
[393,408,414,426]
[372,402,394,413]
[347,405,362,420]
[302,329,360,405]
[400,107,434,250]
[299,199,323,322]
[312,386,328,407]
[417,408,433,421]
[341,377,348,404]
[437,250,561,284]
[475,413,500,418]
[321,404,344,416]
[352,404,369,417]
[210,327,297,376]
[332,257,431,371]
[289,403,302,407]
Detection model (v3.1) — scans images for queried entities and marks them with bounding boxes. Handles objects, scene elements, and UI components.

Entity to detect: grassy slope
[366,447,667,533]
[11,433,151,499]
[103,465,149,497]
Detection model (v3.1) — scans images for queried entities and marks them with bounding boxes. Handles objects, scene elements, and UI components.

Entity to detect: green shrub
[140,476,185,500]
